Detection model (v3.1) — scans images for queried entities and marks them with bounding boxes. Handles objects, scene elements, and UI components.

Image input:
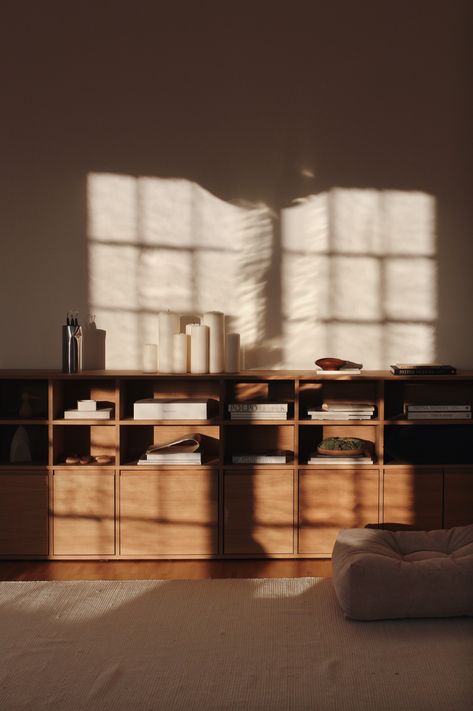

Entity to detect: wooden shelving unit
[0,369,472,560]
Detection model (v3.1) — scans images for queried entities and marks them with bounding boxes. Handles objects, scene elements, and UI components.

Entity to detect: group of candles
[143,311,241,374]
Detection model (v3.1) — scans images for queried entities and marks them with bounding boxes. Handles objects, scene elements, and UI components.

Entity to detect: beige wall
[1,1,472,369]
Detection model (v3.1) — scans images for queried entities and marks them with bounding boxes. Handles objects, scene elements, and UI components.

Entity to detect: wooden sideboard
[0,370,472,559]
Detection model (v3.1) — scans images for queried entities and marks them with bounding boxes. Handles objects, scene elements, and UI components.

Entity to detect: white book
[315,369,362,375]
[407,411,472,420]
[406,404,471,412]
[308,456,373,464]
[228,402,288,412]
[230,412,288,420]
[134,399,211,420]
[64,408,112,419]
[137,457,202,465]
[308,412,373,420]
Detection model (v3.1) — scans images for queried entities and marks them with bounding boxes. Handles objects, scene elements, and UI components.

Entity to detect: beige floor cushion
[332,524,473,620]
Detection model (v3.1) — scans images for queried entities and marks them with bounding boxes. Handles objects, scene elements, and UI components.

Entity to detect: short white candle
[190,324,209,374]
[143,343,158,373]
[172,333,188,373]
[185,323,199,371]
[158,312,179,372]
[202,311,225,373]
[225,333,240,372]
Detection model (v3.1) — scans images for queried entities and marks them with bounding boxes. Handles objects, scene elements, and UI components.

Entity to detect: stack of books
[134,399,214,420]
[307,401,375,420]
[405,404,471,420]
[228,402,288,420]
[390,364,456,375]
[232,450,290,464]
[137,435,202,465]
[64,399,113,419]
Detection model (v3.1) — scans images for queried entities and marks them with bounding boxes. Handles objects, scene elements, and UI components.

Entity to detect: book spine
[232,456,286,464]
[228,404,288,412]
[406,405,471,412]
[407,412,471,419]
[392,368,456,375]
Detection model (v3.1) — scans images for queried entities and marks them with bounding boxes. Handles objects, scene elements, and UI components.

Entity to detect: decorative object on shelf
[390,363,456,375]
[225,333,241,373]
[62,311,83,374]
[77,400,97,411]
[9,425,32,463]
[137,434,202,465]
[158,311,180,372]
[82,314,106,370]
[202,311,225,373]
[317,436,366,457]
[315,358,363,374]
[190,324,209,373]
[172,333,188,373]
[18,392,35,418]
[64,453,114,465]
[142,344,158,373]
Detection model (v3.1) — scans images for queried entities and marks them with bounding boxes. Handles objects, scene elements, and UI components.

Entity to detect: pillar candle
[158,311,180,372]
[185,323,199,372]
[172,333,188,373]
[190,324,209,374]
[225,333,240,372]
[142,343,158,373]
[202,311,225,373]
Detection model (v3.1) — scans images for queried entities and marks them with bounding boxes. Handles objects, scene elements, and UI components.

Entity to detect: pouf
[332,524,473,620]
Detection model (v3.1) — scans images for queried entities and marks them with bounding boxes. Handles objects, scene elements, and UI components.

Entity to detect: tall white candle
[158,312,179,372]
[185,323,198,372]
[172,333,188,373]
[225,333,240,372]
[202,311,225,373]
[142,343,158,373]
[190,324,209,374]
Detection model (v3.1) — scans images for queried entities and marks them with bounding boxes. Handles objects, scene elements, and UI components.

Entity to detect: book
[405,404,471,412]
[228,402,288,412]
[322,401,375,412]
[390,364,456,375]
[308,412,373,420]
[308,456,373,464]
[64,408,112,419]
[138,434,202,464]
[230,412,288,420]
[406,411,471,420]
[315,369,362,375]
[232,450,290,464]
[133,399,214,419]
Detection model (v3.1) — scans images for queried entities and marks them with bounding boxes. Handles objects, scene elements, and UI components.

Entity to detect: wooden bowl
[315,357,347,371]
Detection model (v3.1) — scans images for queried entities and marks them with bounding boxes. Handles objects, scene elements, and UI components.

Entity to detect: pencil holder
[62,325,83,373]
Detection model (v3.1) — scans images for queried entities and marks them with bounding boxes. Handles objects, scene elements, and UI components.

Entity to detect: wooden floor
[0,559,331,581]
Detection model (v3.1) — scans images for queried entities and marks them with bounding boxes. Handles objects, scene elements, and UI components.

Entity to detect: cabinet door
[299,469,379,555]
[444,470,473,528]
[224,470,294,555]
[120,469,218,555]
[383,469,443,530]
[52,470,115,555]
[0,473,48,555]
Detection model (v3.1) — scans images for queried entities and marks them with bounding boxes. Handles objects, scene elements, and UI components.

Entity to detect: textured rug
[0,578,472,710]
